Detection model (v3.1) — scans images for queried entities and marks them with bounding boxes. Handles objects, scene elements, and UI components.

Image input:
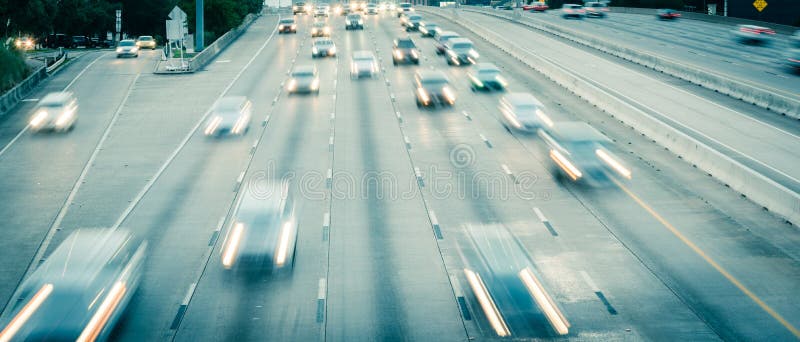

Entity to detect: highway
[0,5,799,341]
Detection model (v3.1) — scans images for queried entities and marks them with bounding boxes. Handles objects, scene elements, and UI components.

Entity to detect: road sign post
[115,10,122,43]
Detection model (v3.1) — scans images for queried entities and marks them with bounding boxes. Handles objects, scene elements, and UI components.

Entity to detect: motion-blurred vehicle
[0,229,146,341]
[468,63,508,91]
[29,92,78,133]
[656,8,681,20]
[404,14,423,31]
[444,37,479,66]
[392,37,420,65]
[221,182,298,273]
[311,21,332,37]
[71,35,92,48]
[387,2,397,11]
[431,26,446,39]
[204,96,252,137]
[14,36,35,50]
[732,24,775,45]
[498,92,552,132]
[419,22,439,37]
[397,2,414,17]
[414,69,456,108]
[293,1,309,14]
[366,3,379,14]
[346,14,365,30]
[314,4,329,17]
[786,30,800,71]
[311,38,337,58]
[333,4,344,15]
[541,121,632,185]
[561,4,585,18]
[435,31,460,55]
[135,35,157,49]
[287,65,321,95]
[584,2,609,17]
[351,50,379,79]
[461,224,570,337]
[349,2,360,13]
[115,39,139,58]
[522,2,549,11]
[278,18,298,33]
[44,33,71,48]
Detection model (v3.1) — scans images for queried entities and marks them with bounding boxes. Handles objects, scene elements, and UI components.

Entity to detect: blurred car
[14,36,35,50]
[91,37,114,48]
[419,22,439,37]
[71,35,92,48]
[278,18,298,33]
[397,2,414,17]
[135,35,157,49]
[388,2,397,11]
[351,50,379,79]
[584,2,609,17]
[0,229,146,341]
[561,4,585,18]
[393,37,420,65]
[414,69,456,108]
[462,224,570,337]
[115,39,139,58]
[366,3,378,14]
[287,65,321,94]
[435,31,460,55]
[431,26,446,39]
[468,63,508,91]
[333,4,344,15]
[404,14,423,31]
[221,182,298,273]
[346,14,365,30]
[522,1,549,11]
[204,96,252,137]
[349,2,360,13]
[311,38,337,58]
[786,30,800,71]
[44,33,71,48]
[498,92,552,132]
[314,5,329,17]
[293,2,309,14]
[444,37,479,66]
[540,121,632,185]
[733,24,775,45]
[29,92,78,133]
[311,21,332,37]
[656,8,681,20]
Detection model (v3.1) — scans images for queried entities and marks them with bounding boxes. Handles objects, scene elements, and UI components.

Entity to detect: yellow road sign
[753,0,767,12]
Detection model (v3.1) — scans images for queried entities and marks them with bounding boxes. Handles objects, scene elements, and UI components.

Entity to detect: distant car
[498,92,552,132]
[656,8,681,20]
[44,33,71,48]
[29,92,78,133]
[279,18,298,33]
[405,14,423,31]
[135,35,157,49]
[397,2,414,17]
[0,229,146,342]
[204,96,252,137]
[435,31,460,55]
[414,69,456,108]
[346,14,365,30]
[287,65,321,94]
[91,37,114,48]
[561,4,585,18]
[293,2,308,14]
[71,35,91,48]
[366,3,378,14]
[311,21,332,37]
[786,30,800,72]
[419,22,439,37]
[541,121,632,184]
[333,4,344,15]
[431,26,446,39]
[14,36,35,50]
[116,39,139,57]
[468,63,508,91]
[351,50,379,79]
[733,24,775,45]
[444,37,479,66]
[221,182,298,273]
[314,5,329,17]
[393,37,420,65]
[311,38,337,58]
[523,1,548,11]
[584,2,609,17]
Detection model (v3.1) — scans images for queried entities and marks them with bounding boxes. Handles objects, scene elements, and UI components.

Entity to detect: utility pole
[196,0,204,51]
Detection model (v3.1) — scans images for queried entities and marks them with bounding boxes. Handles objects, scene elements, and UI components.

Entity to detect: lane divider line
[533,207,558,237]
[479,133,492,148]
[316,278,327,323]
[450,274,472,321]
[322,212,330,241]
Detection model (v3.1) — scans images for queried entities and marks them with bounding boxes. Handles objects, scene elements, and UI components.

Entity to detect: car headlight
[305,5,312,11]
[417,87,430,104]
[358,20,364,25]
[324,27,331,33]
[469,49,480,58]
[394,49,403,59]
[279,25,285,29]
[409,8,415,11]
[15,40,22,47]
[312,47,318,54]
[292,24,297,29]
[55,110,73,127]
[311,78,320,90]
[470,75,484,88]
[442,86,455,102]
[131,47,138,52]
[496,75,508,87]
[116,47,123,52]
[410,50,419,58]
[30,110,48,127]
[204,116,222,135]
[329,46,336,54]
[287,79,297,91]
[136,42,141,46]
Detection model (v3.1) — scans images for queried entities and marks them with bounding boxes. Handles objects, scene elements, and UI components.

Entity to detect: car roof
[313,38,333,44]
[294,65,316,74]
[503,92,543,107]
[474,62,500,72]
[416,70,448,82]
[448,37,473,45]
[120,39,135,43]
[353,50,375,58]
[40,92,73,105]
[215,96,249,111]
[549,122,609,143]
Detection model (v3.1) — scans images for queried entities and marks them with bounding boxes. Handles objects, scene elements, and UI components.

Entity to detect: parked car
[44,34,71,48]
[91,37,114,48]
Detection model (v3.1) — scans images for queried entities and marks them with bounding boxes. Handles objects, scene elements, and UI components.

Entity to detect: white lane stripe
[64,52,105,90]
[111,15,281,230]
[327,169,333,181]
[533,207,548,223]
[216,216,226,231]
[462,110,471,119]
[580,270,600,292]
[428,210,439,227]
[501,164,512,175]
[216,60,231,63]
[318,278,327,299]
[330,112,335,120]
[479,134,489,143]
[414,167,422,179]
[182,283,197,305]
[323,212,330,228]
[237,171,246,184]
[0,126,29,159]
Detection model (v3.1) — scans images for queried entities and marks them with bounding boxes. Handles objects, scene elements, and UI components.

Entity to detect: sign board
[753,0,767,12]
[115,10,122,32]
[166,6,189,40]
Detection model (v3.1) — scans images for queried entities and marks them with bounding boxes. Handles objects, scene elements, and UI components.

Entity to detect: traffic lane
[461,11,800,190]
[436,13,800,340]
[0,50,148,314]
[525,10,800,95]
[325,23,466,341]
[109,16,293,341]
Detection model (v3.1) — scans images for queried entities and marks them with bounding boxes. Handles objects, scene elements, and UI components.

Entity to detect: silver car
[732,24,775,44]
[204,96,253,136]
[468,63,508,91]
[414,69,456,108]
[312,38,337,58]
[351,50,378,79]
[115,39,139,57]
[29,92,78,132]
[287,65,321,94]
[444,37,479,66]
[540,121,632,185]
[498,92,552,132]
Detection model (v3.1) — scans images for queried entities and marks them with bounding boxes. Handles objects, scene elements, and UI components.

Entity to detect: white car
[287,65,321,95]
[498,92,553,132]
[351,51,379,79]
[312,38,337,58]
[204,96,253,136]
[115,39,139,57]
[29,92,78,132]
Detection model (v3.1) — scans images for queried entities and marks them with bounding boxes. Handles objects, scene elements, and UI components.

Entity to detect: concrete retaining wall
[0,66,47,117]
[189,13,261,72]
[610,7,798,34]
[423,7,800,225]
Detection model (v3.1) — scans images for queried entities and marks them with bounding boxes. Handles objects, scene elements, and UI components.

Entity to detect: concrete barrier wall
[0,66,47,118]
[610,7,799,34]
[189,13,261,72]
[422,7,800,225]
[463,7,800,119]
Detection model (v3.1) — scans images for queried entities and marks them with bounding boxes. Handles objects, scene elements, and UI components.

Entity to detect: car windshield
[421,79,447,87]
[280,19,294,23]
[452,43,472,50]
[397,40,415,48]
[138,36,153,41]
[119,40,135,46]
[293,71,314,77]
[409,15,421,20]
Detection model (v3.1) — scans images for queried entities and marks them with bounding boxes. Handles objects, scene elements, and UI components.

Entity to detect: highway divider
[0,66,47,117]
[421,7,800,225]
[460,7,800,119]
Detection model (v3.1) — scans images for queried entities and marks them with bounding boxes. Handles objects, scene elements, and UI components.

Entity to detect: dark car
[293,1,308,14]
[414,69,456,108]
[71,35,92,48]
[91,37,114,48]
[392,37,420,65]
[45,33,72,48]
[584,2,609,17]
[419,22,439,37]
[656,8,681,20]
[404,14,423,32]
[443,37,479,66]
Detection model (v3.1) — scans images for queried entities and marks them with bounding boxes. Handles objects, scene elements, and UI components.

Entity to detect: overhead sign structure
[753,0,767,12]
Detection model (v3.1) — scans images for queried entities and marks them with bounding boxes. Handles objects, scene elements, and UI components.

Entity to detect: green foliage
[0,44,30,93]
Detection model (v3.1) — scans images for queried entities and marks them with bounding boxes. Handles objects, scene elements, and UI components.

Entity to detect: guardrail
[0,66,47,117]
[45,49,68,73]
[422,7,800,225]
[461,6,800,119]
[189,13,261,72]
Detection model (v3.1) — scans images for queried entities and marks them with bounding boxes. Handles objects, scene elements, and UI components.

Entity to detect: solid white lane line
[501,164,513,175]
[318,278,327,300]
[64,52,105,90]
[323,212,330,228]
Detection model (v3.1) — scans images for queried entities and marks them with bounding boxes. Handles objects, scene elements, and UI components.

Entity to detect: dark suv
[392,37,420,65]
[45,34,72,48]
[71,36,92,48]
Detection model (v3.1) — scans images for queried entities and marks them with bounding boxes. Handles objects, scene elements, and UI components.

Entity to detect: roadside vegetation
[0,44,30,93]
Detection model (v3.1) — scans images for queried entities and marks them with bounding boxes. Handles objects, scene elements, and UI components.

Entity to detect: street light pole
[196,0,204,51]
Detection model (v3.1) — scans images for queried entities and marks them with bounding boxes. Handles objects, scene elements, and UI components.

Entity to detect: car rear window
[138,36,153,41]
[452,42,472,49]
